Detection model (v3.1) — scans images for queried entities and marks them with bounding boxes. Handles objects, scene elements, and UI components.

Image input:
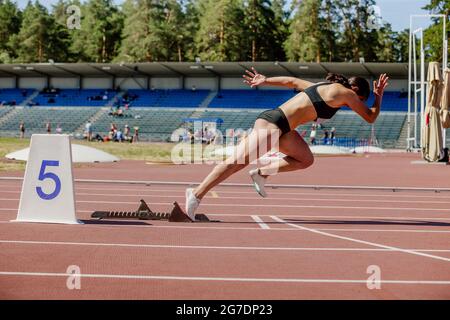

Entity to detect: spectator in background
[109,123,116,141]
[330,127,336,145]
[19,121,25,139]
[132,127,139,143]
[323,129,330,145]
[85,120,92,141]
[56,124,62,134]
[124,124,130,140]
[203,127,213,144]
[108,128,115,141]
[194,128,202,143]
[189,129,194,144]
[46,121,51,134]
[116,129,124,142]
[309,124,317,145]
[93,133,103,142]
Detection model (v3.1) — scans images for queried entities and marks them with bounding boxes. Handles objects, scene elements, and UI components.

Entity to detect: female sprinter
[185,68,389,219]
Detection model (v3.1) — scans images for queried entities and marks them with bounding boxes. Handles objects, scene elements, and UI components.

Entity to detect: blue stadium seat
[209,90,297,109]
[125,89,210,108]
[341,91,409,112]
[32,89,117,107]
[209,90,409,111]
[0,88,34,105]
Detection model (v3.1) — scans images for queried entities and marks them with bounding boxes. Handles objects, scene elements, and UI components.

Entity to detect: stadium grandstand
[0,61,446,148]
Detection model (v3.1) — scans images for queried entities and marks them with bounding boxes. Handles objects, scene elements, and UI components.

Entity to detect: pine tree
[194,0,246,61]
[285,0,321,62]
[243,0,283,61]
[157,0,189,61]
[12,1,71,63]
[336,0,382,62]
[70,0,123,62]
[0,0,21,62]
[271,0,288,61]
[117,0,188,62]
[320,0,339,62]
[375,23,396,62]
[116,0,158,62]
[182,0,201,61]
[392,29,409,62]
[422,0,449,62]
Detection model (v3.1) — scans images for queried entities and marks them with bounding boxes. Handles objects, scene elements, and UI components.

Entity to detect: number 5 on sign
[36,160,61,200]
[13,134,81,224]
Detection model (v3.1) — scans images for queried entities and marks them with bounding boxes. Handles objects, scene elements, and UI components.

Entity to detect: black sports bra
[303,82,340,120]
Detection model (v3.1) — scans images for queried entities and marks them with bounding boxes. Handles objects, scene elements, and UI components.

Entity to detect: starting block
[91,200,215,223]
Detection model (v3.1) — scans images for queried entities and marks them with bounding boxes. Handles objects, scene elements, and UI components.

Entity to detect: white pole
[407,16,412,151]
[443,17,447,149]
[408,14,448,151]
[420,29,425,150]
[413,32,418,148]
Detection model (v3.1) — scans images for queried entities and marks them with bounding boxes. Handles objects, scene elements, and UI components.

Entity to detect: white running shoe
[249,168,267,198]
[185,188,200,220]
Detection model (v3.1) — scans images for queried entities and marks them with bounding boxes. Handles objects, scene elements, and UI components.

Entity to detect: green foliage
[11,1,71,63]
[422,0,449,63]
[116,0,188,62]
[0,0,446,63]
[243,0,284,61]
[69,0,123,62]
[285,0,321,62]
[0,0,21,57]
[194,0,246,61]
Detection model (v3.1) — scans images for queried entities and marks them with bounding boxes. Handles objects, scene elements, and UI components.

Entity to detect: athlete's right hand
[243,67,266,88]
[373,73,389,98]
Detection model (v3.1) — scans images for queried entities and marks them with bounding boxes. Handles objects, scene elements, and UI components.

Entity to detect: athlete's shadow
[280,219,450,227]
[81,219,151,226]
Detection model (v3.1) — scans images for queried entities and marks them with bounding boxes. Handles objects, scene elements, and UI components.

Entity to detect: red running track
[0,153,449,299]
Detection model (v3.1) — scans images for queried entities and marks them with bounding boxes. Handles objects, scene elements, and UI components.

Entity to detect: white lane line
[0,271,450,285]
[251,215,270,229]
[1,239,450,253]
[271,216,450,263]
[3,189,450,205]
[2,198,450,212]
[1,184,449,199]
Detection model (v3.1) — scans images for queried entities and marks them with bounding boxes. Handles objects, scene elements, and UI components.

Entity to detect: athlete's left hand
[373,73,389,98]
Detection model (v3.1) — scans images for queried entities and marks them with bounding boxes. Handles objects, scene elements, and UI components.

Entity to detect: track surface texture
[1,152,449,299]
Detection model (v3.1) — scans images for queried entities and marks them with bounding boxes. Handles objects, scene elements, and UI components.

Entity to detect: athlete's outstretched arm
[243,67,314,91]
[344,74,389,123]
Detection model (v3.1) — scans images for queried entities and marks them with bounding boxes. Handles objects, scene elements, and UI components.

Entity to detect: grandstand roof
[0,62,410,78]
